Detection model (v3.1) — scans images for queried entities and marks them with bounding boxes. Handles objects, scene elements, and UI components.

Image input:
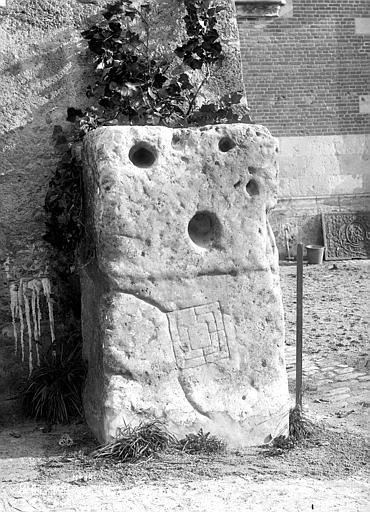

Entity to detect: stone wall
[0,0,103,405]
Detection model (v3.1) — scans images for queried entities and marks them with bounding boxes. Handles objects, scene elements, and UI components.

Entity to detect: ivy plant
[71,0,249,134]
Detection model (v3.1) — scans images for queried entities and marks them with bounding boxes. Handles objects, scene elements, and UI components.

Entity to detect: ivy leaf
[66,108,83,123]
[108,21,122,33]
[153,73,167,88]
[99,97,112,108]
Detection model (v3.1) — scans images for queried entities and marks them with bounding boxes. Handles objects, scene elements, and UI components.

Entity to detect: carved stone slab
[81,124,289,447]
[322,212,370,260]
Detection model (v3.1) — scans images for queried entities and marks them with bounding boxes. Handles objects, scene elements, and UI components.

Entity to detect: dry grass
[91,420,177,462]
[177,429,226,455]
[266,406,318,454]
[91,423,227,462]
[288,405,316,442]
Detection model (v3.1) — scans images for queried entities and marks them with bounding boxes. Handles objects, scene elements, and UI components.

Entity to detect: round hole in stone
[187,211,221,249]
[246,179,259,197]
[129,142,157,168]
[218,136,236,153]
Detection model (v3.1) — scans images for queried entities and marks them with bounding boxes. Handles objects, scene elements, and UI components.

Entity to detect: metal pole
[296,243,303,408]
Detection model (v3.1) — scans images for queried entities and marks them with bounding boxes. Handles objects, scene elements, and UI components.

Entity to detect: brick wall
[237,0,370,137]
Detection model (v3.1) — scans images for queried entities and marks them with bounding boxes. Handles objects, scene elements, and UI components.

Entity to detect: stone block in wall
[235,0,287,19]
[81,124,289,447]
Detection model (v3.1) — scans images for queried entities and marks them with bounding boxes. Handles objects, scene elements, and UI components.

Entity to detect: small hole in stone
[246,179,259,196]
[188,211,221,249]
[172,133,181,145]
[248,166,257,174]
[129,142,157,168]
[218,136,236,152]
[234,180,241,189]
[261,359,267,367]
[256,131,262,137]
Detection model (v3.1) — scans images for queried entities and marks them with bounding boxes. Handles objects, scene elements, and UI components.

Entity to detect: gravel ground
[280,259,369,370]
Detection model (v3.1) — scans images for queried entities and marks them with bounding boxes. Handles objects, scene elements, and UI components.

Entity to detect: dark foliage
[76,0,248,133]
[43,138,84,319]
[44,148,83,254]
[174,0,225,69]
[22,336,86,425]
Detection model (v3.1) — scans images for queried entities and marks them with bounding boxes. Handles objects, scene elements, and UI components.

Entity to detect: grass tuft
[177,428,226,455]
[22,343,85,424]
[91,421,178,462]
[268,405,317,453]
[288,405,316,442]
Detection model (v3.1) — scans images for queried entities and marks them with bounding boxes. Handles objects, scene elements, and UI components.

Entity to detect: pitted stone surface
[81,124,289,446]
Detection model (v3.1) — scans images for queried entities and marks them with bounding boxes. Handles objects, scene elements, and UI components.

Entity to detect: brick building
[236,0,370,256]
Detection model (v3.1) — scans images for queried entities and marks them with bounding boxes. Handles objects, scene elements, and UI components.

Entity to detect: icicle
[28,281,37,341]
[28,280,40,366]
[3,257,11,280]
[35,279,43,365]
[23,280,33,375]
[18,279,25,362]
[41,277,55,347]
[35,280,42,339]
[9,283,18,355]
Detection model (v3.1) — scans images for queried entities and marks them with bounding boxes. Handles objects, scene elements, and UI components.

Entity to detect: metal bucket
[306,245,325,264]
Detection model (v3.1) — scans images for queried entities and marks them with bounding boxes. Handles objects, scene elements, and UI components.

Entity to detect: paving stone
[304,370,320,376]
[326,387,351,396]
[315,379,334,386]
[336,374,359,382]
[332,367,355,375]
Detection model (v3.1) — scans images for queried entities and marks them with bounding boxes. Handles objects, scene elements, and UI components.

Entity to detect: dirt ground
[0,260,369,511]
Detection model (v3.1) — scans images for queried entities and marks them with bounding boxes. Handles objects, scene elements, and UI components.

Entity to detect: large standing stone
[82,124,289,446]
